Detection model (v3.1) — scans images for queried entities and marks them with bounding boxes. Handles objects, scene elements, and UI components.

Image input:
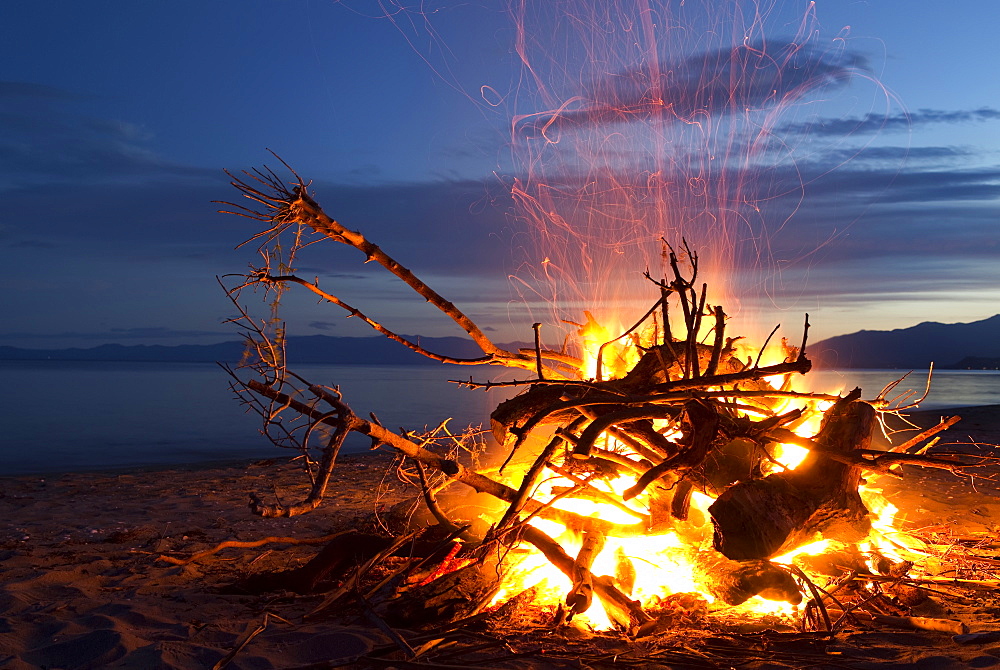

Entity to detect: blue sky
[2,1,998,351]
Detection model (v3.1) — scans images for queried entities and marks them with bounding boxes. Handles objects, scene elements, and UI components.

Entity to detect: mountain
[0,334,501,365]
[13,315,1000,370]
[809,314,1000,369]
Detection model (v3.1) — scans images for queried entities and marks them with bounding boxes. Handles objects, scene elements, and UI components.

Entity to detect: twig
[799,313,810,360]
[888,415,962,453]
[256,274,497,367]
[531,323,544,380]
[212,612,287,670]
[307,529,422,618]
[158,532,350,565]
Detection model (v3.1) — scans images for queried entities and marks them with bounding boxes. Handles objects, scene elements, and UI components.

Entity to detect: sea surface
[2,361,998,475]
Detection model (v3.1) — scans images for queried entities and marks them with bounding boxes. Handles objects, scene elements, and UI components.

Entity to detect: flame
[489,463,714,630]
[482,316,930,631]
[859,485,929,565]
[486,324,821,628]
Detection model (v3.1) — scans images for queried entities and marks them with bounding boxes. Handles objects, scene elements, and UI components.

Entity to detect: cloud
[822,146,974,165]
[800,166,1000,204]
[749,255,1000,305]
[8,239,58,249]
[308,321,339,331]
[516,42,868,133]
[778,107,1000,137]
[293,269,370,280]
[0,327,230,342]
[0,80,210,189]
[0,168,517,279]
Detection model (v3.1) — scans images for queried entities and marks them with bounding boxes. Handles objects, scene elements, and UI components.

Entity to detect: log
[693,551,802,606]
[564,527,605,619]
[709,390,873,560]
[623,399,718,501]
[231,529,463,595]
[518,525,653,634]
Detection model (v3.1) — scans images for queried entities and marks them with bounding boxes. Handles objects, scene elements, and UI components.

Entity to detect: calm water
[2,361,998,475]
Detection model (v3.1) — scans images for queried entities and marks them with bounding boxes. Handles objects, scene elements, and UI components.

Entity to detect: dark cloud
[0,177,232,256]
[0,168,516,279]
[8,239,58,249]
[2,130,994,349]
[293,269,370,280]
[822,146,973,165]
[800,166,1000,204]
[346,164,382,180]
[517,42,867,133]
[778,107,1000,137]
[0,80,211,189]
[490,145,1000,283]
[0,327,229,342]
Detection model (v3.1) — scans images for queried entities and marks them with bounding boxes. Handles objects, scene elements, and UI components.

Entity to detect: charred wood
[709,390,874,561]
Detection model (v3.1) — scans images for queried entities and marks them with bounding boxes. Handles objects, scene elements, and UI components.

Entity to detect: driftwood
[709,389,874,560]
[215,162,999,635]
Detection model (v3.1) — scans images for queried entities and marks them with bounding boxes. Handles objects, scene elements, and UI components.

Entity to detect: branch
[286,188,529,365]
[256,273,495,366]
[221,166,551,374]
[241,378,647,536]
[519,525,654,634]
[647,356,812,392]
[768,426,980,474]
[888,415,962,453]
[159,532,349,565]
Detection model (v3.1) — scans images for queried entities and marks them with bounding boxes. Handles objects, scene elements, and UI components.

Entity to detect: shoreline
[3,403,998,481]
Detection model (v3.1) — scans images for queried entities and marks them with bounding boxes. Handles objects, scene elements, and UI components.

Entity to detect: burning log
[709,389,874,561]
[562,525,605,620]
[518,525,654,634]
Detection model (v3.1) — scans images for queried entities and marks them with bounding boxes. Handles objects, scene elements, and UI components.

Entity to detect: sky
[2,0,998,351]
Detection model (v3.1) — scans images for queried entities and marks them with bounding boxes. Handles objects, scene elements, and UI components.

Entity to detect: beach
[2,407,999,669]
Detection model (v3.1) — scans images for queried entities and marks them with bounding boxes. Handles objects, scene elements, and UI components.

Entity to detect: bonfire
[203,163,1000,663]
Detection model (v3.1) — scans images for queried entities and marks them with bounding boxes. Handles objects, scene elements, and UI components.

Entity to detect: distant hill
[11,317,1000,371]
[810,315,1000,369]
[0,334,504,366]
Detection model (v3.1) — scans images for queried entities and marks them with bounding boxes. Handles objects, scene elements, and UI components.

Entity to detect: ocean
[2,360,998,475]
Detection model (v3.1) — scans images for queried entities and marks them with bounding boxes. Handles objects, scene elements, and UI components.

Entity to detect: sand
[1,407,999,669]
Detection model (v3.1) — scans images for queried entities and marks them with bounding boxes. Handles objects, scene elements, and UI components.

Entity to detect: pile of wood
[214,162,996,637]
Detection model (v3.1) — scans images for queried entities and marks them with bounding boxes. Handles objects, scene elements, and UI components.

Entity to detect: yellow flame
[486,316,925,629]
[859,485,927,565]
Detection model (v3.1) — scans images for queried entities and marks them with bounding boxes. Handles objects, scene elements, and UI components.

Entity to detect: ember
[215,167,1000,643]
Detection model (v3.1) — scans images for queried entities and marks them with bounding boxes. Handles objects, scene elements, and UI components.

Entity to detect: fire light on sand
[203,0,1000,665]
